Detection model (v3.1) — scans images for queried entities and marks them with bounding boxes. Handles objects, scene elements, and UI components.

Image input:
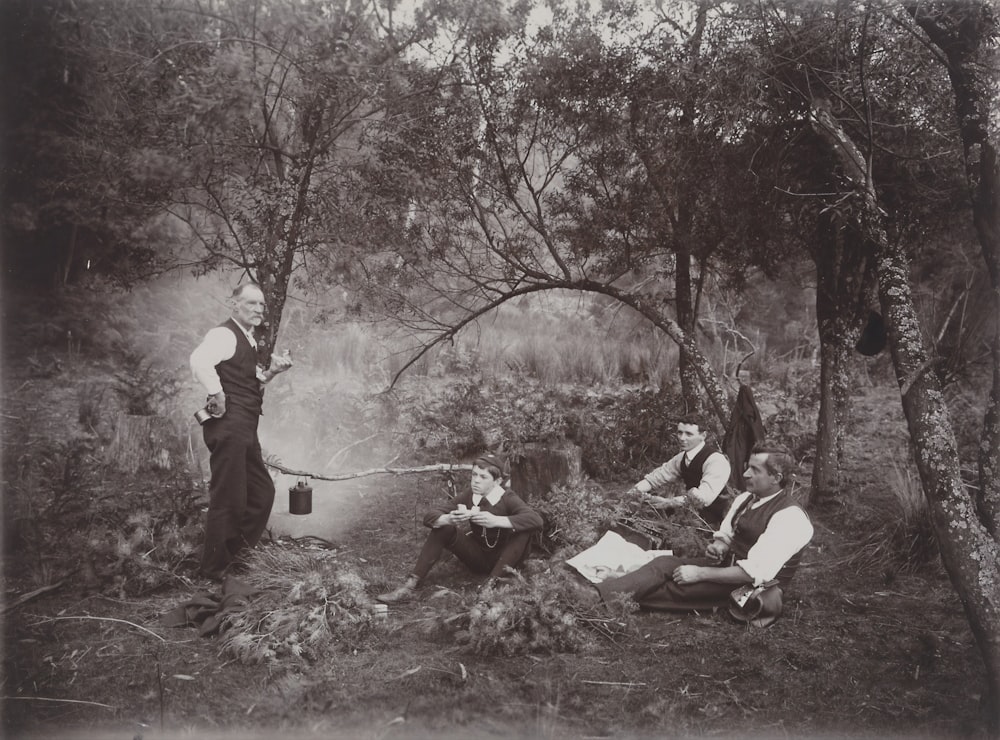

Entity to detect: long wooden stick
[265,461,473,482]
[30,615,166,642]
[4,696,116,710]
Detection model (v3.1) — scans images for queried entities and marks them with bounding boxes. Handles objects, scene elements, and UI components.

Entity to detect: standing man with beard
[190,283,293,581]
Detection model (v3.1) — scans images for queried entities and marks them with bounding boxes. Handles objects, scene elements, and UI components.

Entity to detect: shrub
[394,374,685,479]
[112,346,185,416]
[563,385,683,478]
[534,479,632,554]
[431,567,635,656]
[4,436,204,595]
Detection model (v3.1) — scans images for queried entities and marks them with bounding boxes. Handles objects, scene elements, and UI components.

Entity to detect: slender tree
[63,0,466,363]
[761,0,1000,727]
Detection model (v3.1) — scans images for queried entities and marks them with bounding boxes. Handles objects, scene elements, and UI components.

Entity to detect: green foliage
[758,370,818,461]
[536,481,714,560]
[431,567,635,656]
[4,436,203,594]
[562,385,683,478]
[219,547,386,666]
[112,346,184,416]
[396,373,683,478]
[534,479,632,554]
[395,372,569,459]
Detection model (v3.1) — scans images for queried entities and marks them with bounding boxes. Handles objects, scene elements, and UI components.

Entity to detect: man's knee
[430,524,459,547]
[646,555,683,578]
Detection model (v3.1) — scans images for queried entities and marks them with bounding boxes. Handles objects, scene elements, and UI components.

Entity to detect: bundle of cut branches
[431,566,637,656]
[218,545,385,666]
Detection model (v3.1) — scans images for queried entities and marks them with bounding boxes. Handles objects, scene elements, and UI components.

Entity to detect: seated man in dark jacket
[584,443,812,614]
[377,454,543,603]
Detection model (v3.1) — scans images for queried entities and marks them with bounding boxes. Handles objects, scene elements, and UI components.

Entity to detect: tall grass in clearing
[307,306,680,388]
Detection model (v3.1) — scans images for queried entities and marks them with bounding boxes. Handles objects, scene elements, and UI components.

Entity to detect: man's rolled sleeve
[642,453,683,490]
[736,507,814,585]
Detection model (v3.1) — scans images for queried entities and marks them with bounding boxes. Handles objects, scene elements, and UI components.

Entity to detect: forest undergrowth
[0,297,991,740]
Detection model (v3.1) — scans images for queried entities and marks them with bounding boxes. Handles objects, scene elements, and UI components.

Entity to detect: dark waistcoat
[216,318,262,416]
[730,491,808,586]
[681,444,727,523]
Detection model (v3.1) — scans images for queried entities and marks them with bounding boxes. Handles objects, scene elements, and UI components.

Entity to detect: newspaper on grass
[566,530,673,584]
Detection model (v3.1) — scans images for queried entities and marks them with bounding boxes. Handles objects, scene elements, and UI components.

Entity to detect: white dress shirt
[639,442,732,507]
[714,490,814,586]
[190,320,258,395]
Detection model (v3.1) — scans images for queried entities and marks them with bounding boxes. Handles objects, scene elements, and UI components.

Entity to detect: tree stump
[105,413,175,473]
[509,441,582,500]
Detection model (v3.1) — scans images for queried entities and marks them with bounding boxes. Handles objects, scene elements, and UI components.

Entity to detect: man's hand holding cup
[450,503,473,524]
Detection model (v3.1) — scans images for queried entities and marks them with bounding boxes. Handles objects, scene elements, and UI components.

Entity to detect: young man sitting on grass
[377,454,544,604]
[628,413,733,528]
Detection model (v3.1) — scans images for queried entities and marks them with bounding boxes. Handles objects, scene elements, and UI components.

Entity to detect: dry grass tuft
[844,462,938,577]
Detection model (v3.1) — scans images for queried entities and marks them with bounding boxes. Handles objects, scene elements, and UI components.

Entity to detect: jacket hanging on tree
[722,384,766,491]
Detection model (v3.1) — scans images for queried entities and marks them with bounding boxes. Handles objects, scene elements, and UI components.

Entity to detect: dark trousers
[595,555,735,611]
[411,525,532,583]
[200,412,275,579]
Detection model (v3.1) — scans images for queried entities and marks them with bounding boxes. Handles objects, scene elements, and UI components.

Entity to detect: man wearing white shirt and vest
[189,283,293,581]
[592,443,812,613]
[630,414,733,527]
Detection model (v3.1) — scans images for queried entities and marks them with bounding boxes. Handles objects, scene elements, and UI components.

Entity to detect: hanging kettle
[289,479,313,515]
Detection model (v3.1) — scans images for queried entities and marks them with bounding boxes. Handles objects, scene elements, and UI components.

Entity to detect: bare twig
[265,461,473,482]
[324,431,379,470]
[2,581,64,614]
[3,696,116,710]
[30,615,166,642]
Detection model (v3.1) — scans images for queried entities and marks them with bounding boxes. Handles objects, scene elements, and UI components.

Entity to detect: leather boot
[376,575,419,604]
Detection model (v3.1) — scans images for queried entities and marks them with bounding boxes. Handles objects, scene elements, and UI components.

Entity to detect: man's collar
[684,441,706,462]
[230,317,256,345]
[475,484,506,506]
[752,489,783,505]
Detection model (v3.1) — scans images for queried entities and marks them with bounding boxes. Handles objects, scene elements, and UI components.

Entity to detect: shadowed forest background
[2,0,999,738]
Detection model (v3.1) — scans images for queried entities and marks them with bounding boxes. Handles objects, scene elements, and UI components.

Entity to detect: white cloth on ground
[566,531,673,584]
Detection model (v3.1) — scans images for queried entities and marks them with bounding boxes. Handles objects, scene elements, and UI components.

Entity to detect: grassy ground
[1,320,990,739]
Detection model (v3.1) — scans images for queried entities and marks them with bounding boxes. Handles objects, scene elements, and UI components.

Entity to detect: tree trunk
[907,0,1000,538]
[509,441,583,501]
[105,413,175,473]
[811,338,842,502]
[810,94,1000,734]
[811,213,873,504]
[676,245,701,413]
[877,233,1000,735]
